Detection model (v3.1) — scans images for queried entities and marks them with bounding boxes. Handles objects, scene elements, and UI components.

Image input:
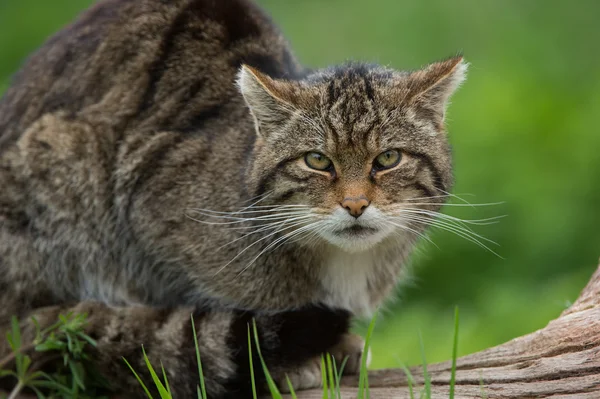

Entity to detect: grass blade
[399,362,415,399]
[479,371,488,399]
[449,307,459,399]
[320,356,328,399]
[326,354,336,399]
[285,375,298,399]
[190,315,207,399]
[123,357,154,399]
[68,360,85,390]
[29,385,46,399]
[160,362,172,396]
[332,355,347,399]
[141,346,171,399]
[251,320,282,399]
[418,331,431,399]
[358,312,377,399]
[247,325,258,399]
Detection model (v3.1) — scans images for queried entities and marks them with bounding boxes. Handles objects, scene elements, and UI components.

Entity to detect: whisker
[397,215,502,258]
[389,221,438,248]
[188,204,309,216]
[236,222,321,277]
[436,189,478,207]
[404,194,453,202]
[216,215,314,250]
[239,190,274,208]
[399,213,499,245]
[186,210,313,225]
[213,218,315,276]
[399,202,505,207]
[400,208,506,226]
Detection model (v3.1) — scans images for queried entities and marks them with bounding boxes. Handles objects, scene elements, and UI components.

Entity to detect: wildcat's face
[239,58,466,252]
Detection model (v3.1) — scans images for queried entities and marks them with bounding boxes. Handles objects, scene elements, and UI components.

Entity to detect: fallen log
[293,259,600,398]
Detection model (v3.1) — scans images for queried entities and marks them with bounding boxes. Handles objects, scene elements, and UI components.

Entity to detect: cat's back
[0,0,302,149]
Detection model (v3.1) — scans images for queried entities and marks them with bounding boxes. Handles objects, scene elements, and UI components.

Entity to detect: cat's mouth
[335,225,379,237]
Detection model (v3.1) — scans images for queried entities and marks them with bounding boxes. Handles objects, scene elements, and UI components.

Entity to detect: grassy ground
[1,0,599,371]
[0,312,456,398]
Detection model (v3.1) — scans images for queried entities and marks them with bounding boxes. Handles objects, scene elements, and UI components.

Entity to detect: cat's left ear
[237,65,299,138]
[405,56,468,120]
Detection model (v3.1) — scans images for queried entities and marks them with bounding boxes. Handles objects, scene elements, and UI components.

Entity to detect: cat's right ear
[237,65,297,137]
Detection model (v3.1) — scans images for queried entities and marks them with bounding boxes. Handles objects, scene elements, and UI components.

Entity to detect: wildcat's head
[238,57,467,252]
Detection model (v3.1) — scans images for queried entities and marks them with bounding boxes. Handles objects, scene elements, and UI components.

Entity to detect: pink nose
[341,196,370,218]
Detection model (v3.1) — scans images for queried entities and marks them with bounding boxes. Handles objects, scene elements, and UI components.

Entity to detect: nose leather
[341,196,370,218]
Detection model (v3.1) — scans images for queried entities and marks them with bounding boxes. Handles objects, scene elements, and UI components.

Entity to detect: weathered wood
[294,260,600,398]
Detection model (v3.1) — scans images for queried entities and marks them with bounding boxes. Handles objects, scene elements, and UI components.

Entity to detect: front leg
[275,333,371,393]
[230,306,352,397]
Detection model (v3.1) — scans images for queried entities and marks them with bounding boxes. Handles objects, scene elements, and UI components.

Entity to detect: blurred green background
[1,0,599,369]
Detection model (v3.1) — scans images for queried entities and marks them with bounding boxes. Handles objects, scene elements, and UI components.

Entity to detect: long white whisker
[213,218,314,276]
[236,222,320,277]
[398,215,502,257]
[399,202,505,207]
[389,221,438,248]
[188,209,310,219]
[188,205,309,216]
[216,215,314,250]
[436,188,478,206]
[186,210,313,225]
[400,208,506,226]
[399,213,499,245]
[238,191,274,210]
[404,194,453,202]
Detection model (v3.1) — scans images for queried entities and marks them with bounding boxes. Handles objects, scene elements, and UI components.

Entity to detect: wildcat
[0,0,466,397]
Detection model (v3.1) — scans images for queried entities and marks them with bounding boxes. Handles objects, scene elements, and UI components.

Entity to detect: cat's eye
[373,149,402,170]
[305,152,333,171]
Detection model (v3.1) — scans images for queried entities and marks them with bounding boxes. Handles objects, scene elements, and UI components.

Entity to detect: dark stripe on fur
[270,188,298,203]
[412,182,437,202]
[325,80,340,147]
[409,152,446,194]
[223,306,351,398]
[363,75,375,103]
[136,3,190,116]
[124,134,185,222]
[254,156,298,197]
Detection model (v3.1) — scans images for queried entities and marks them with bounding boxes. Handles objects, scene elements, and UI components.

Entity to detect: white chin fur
[316,207,394,253]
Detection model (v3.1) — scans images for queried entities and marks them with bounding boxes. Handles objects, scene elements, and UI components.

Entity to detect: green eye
[305,152,333,171]
[374,149,402,170]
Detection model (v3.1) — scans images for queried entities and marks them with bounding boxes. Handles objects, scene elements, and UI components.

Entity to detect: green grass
[449,307,459,399]
[0,313,110,399]
[123,309,465,399]
[0,308,469,398]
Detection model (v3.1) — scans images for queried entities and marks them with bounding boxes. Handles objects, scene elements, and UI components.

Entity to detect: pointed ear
[406,56,468,120]
[237,65,297,137]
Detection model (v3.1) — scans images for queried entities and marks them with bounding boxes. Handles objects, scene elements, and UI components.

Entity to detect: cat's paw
[275,357,322,393]
[274,333,371,393]
[328,333,371,375]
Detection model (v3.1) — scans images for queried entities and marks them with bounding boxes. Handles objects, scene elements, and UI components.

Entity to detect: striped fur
[0,0,466,397]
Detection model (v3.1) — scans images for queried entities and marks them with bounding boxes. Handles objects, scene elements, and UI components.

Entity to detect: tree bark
[294,260,600,398]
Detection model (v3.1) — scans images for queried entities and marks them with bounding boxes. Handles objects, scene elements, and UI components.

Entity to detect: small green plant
[418,331,431,399]
[399,306,461,399]
[128,308,473,399]
[0,313,106,399]
[126,313,376,399]
[357,313,377,399]
[449,307,459,399]
[1,307,471,399]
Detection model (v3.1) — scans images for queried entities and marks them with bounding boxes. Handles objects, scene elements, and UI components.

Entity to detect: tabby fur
[0,0,466,397]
